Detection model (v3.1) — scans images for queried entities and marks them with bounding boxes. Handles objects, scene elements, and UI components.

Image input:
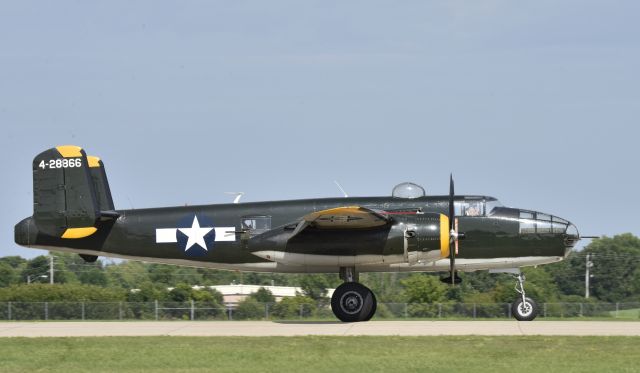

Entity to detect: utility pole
[49,254,54,284]
[585,254,594,298]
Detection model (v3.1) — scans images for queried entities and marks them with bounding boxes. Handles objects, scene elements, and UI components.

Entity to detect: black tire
[512,297,538,321]
[363,291,377,321]
[331,282,375,322]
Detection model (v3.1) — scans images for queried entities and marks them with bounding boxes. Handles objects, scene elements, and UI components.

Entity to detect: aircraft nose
[565,223,579,238]
[564,222,580,251]
[519,210,579,256]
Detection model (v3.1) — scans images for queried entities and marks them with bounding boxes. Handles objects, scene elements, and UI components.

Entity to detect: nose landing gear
[490,268,540,321]
[511,273,539,321]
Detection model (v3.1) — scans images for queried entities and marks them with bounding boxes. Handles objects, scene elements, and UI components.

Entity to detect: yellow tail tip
[87,156,101,168]
[56,145,83,158]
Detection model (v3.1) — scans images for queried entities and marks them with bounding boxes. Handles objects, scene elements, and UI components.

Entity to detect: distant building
[193,284,335,304]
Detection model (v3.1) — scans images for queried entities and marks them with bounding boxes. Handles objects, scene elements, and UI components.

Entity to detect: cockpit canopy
[391,182,504,217]
[392,182,426,199]
[455,197,503,217]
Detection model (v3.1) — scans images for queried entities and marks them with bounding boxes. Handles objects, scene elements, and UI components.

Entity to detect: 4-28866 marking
[39,158,82,169]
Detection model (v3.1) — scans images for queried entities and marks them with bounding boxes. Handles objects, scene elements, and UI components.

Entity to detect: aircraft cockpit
[391,183,504,217]
[455,197,503,217]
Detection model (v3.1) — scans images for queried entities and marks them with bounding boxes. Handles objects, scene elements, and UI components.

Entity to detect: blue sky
[1,1,639,258]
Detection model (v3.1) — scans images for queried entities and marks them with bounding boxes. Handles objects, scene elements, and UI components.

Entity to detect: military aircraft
[14,146,582,322]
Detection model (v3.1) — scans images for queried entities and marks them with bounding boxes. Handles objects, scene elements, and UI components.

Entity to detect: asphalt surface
[1,321,639,337]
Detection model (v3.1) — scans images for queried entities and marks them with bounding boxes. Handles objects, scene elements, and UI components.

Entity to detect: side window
[465,201,483,216]
[241,216,271,234]
[519,211,536,234]
[520,211,534,219]
[454,202,463,216]
[519,211,567,235]
[536,213,552,234]
[455,201,485,217]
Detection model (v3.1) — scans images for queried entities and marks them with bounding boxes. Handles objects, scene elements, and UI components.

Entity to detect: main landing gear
[511,273,538,321]
[331,267,377,322]
[330,267,539,322]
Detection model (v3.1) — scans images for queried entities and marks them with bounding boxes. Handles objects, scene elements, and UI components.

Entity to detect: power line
[22,263,52,272]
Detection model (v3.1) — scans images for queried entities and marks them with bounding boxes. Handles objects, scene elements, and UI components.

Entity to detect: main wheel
[512,297,538,321]
[363,291,377,321]
[331,282,375,322]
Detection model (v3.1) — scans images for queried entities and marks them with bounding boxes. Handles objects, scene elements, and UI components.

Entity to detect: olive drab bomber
[15,146,582,322]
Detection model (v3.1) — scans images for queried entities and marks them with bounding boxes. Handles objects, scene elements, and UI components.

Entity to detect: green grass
[609,308,640,318]
[1,336,640,372]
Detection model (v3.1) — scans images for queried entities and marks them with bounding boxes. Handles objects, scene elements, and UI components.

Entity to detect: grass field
[1,336,640,372]
[609,308,640,318]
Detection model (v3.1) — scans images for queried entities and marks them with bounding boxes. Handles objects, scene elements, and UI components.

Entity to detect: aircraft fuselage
[15,195,577,274]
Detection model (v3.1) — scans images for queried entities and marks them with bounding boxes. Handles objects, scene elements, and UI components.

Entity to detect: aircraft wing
[290,206,390,237]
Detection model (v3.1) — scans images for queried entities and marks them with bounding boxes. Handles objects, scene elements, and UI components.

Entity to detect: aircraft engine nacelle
[248,212,450,268]
[391,213,450,265]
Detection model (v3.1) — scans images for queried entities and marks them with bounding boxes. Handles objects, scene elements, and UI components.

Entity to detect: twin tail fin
[32,145,117,239]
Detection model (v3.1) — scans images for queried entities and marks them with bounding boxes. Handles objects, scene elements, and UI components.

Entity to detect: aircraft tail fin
[87,156,115,211]
[32,145,115,239]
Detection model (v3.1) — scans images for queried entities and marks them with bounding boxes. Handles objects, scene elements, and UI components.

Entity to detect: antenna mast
[334,181,349,198]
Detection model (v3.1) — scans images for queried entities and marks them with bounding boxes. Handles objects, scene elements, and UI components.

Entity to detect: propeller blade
[449,174,455,285]
[455,217,459,255]
[449,174,455,230]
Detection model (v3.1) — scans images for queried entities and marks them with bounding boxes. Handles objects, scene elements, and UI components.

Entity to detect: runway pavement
[1,321,639,337]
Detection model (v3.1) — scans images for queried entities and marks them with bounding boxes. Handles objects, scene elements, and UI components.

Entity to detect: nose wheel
[331,282,377,322]
[511,273,539,321]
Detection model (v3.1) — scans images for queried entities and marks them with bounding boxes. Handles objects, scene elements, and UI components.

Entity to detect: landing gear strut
[511,273,538,321]
[331,267,377,322]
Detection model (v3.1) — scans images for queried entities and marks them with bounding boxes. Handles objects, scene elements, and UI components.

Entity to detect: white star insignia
[178,216,214,251]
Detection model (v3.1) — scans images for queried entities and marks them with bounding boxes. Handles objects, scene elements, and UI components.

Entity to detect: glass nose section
[564,223,580,249]
[565,223,579,237]
[518,211,578,237]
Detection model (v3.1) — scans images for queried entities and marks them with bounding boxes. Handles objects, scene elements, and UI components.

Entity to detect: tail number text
[39,158,82,169]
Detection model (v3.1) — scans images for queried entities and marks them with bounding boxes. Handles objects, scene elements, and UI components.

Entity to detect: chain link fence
[1,301,639,321]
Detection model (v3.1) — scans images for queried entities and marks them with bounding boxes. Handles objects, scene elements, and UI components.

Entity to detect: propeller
[446,174,465,285]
